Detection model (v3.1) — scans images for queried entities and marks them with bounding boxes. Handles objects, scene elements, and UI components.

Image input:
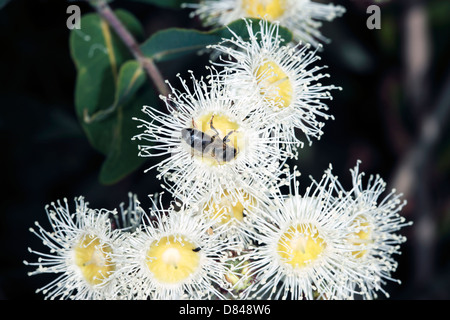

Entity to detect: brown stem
[93,0,169,97]
[391,0,450,292]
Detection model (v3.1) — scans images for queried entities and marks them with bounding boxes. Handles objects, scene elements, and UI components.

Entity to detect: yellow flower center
[241,0,287,20]
[192,113,244,166]
[73,234,115,286]
[348,215,372,258]
[146,235,201,284]
[203,190,255,225]
[256,61,293,109]
[277,224,326,268]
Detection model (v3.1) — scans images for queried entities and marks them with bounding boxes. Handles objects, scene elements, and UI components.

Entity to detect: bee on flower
[132,67,292,206]
[183,0,345,48]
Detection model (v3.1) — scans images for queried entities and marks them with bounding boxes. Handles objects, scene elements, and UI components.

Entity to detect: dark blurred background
[0,0,448,299]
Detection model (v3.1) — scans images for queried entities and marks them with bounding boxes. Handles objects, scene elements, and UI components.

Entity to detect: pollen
[255,60,293,109]
[146,235,201,284]
[241,0,287,20]
[73,234,115,286]
[277,223,326,268]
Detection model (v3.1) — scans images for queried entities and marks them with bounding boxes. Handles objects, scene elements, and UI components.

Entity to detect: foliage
[69,4,292,184]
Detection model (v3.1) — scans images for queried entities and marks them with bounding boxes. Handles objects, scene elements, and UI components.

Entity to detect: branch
[390,0,450,290]
[402,0,431,125]
[391,1,448,202]
[92,0,170,97]
[391,71,450,198]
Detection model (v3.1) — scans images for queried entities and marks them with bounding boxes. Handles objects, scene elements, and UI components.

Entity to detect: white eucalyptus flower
[24,196,130,300]
[183,0,345,47]
[112,195,237,299]
[336,161,412,299]
[209,19,341,156]
[236,166,363,300]
[132,67,291,205]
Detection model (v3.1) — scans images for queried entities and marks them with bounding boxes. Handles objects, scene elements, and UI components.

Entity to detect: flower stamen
[74,234,115,286]
[277,224,325,268]
[256,60,293,109]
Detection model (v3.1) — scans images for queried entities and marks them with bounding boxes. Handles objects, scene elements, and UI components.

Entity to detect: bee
[181,114,238,164]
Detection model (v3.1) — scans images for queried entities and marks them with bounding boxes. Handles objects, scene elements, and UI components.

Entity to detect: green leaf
[115,60,147,106]
[128,0,196,9]
[84,60,146,123]
[99,86,158,185]
[140,18,293,62]
[70,9,153,184]
[0,0,11,10]
[70,9,144,119]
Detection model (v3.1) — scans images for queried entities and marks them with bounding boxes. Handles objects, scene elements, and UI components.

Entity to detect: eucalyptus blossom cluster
[25,2,412,300]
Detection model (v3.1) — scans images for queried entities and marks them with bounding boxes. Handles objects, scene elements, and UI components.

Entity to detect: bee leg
[209,114,220,138]
[223,130,236,143]
[192,118,197,128]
